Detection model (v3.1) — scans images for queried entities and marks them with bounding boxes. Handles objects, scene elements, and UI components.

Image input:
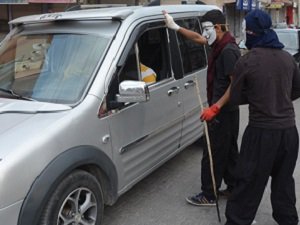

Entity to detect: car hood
[0,98,71,114]
[0,99,72,159]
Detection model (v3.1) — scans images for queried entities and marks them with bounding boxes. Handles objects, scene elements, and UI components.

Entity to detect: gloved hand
[163,11,180,31]
[200,104,220,121]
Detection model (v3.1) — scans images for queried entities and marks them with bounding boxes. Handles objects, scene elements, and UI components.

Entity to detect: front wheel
[39,169,104,225]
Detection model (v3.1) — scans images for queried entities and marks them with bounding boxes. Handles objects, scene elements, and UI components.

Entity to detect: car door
[105,24,184,192]
[169,17,208,149]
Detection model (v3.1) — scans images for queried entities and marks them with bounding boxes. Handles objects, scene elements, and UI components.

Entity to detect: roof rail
[144,0,160,6]
[65,4,127,11]
[181,0,206,4]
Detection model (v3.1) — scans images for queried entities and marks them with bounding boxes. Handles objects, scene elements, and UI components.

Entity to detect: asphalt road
[102,99,300,225]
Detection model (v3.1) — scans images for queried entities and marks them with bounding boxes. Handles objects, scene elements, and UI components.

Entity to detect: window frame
[105,21,174,111]
[174,16,208,77]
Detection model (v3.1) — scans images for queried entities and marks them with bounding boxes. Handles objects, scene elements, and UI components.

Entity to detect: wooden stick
[194,77,221,223]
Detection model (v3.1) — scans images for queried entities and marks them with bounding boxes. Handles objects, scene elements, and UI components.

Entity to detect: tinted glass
[176,18,207,75]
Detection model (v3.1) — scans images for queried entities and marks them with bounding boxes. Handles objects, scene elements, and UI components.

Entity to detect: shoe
[218,188,232,198]
[186,192,216,206]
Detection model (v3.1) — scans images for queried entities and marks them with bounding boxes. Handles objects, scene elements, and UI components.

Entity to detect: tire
[39,169,104,225]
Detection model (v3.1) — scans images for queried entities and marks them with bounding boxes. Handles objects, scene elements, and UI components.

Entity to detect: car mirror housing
[116,80,150,103]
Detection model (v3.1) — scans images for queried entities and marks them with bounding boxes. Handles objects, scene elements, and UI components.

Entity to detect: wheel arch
[17,145,118,225]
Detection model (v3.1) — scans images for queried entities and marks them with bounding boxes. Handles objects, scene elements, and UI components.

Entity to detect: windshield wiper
[0,88,35,101]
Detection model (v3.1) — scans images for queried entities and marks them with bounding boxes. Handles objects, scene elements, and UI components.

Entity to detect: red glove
[200,104,220,121]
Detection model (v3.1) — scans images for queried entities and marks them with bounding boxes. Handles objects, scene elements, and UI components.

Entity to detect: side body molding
[17,146,118,225]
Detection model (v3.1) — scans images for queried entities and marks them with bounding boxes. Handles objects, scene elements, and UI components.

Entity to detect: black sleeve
[222,47,241,77]
[230,58,248,105]
[291,62,300,100]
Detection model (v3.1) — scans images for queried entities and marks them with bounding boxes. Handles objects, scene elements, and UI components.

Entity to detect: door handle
[184,80,195,89]
[167,86,180,96]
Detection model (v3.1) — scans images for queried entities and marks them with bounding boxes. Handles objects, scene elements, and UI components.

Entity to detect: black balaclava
[245,9,284,49]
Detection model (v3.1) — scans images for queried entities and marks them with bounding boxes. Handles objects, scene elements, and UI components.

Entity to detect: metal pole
[8,5,12,31]
[298,0,300,27]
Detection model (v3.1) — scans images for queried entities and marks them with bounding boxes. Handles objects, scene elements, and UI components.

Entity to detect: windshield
[0,33,110,104]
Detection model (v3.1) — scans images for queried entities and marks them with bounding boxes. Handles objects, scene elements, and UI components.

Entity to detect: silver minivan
[0,4,217,225]
[274,28,300,64]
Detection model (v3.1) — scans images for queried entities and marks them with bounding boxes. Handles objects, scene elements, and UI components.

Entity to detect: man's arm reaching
[163,10,207,45]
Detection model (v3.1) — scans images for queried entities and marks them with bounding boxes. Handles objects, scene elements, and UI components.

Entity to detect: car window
[176,18,207,75]
[105,27,172,111]
[275,30,299,50]
[137,28,171,83]
[118,27,171,85]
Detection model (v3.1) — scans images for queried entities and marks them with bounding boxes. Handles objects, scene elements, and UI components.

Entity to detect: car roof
[10,4,220,26]
[274,28,300,33]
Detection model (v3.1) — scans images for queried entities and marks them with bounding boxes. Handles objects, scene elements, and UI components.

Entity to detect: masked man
[225,9,300,225]
[164,9,240,206]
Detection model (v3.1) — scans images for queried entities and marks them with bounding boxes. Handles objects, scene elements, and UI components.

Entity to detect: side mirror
[116,80,150,103]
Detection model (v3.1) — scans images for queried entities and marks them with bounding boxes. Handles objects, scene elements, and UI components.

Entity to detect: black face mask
[245,29,284,50]
[245,33,260,50]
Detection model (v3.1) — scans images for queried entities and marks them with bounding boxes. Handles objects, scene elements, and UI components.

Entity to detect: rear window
[275,30,299,50]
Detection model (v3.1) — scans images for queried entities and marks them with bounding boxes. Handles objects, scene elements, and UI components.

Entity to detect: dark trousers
[225,126,299,225]
[201,109,239,199]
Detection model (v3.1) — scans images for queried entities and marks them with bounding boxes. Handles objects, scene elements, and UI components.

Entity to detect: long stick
[194,77,221,223]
